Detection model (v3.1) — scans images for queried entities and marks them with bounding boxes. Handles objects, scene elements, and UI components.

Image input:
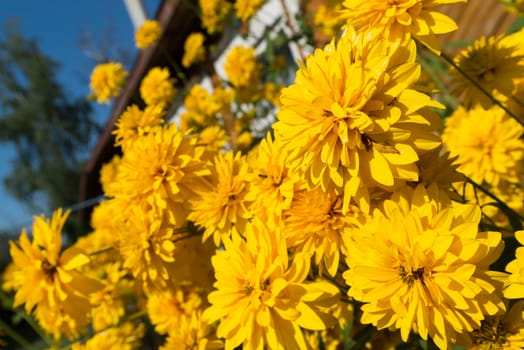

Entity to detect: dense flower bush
[4,0,524,349]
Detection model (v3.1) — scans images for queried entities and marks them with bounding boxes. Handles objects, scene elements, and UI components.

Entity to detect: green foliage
[0,27,101,237]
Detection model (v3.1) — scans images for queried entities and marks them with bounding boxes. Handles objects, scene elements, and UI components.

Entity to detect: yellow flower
[341,0,463,53]
[234,0,265,22]
[140,66,177,107]
[113,124,210,223]
[314,1,345,39]
[203,218,339,350]
[224,46,260,87]
[224,46,262,102]
[236,130,253,151]
[196,125,229,152]
[147,286,205,335]
[71,322,145,350]
[273,31,441,214]
[117,204,178,292]
[199,0,231,34]
[504,231,524,299]
[342,185,505,349]
[99,155,122,196]
[160,311,223,350]
[245,133,298,228]
[86,200,123,246]
[442,105,524,186]
[469,301,524,349]
[182,84,221,130]
[88,262,132,331]
[112,104,165,151]
[450,34,524,108]
[283,188,366,277]
[135,19,162,50]
[1,262,17,292]
[182,32,206,68]
[89,62,128,104]
[8,209,102,339]
[262,82,283,107]
[188,151,252,246]
[213,86,234,114]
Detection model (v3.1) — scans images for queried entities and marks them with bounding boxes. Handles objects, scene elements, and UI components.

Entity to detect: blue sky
[0,0,160,233]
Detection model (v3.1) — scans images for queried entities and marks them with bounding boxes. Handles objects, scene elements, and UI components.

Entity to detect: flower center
[42,259,57,282]
[398,265,425,287]
[472,318,509,347]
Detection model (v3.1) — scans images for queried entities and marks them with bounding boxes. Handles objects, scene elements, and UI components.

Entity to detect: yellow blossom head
[99,154,122,196]
[313,0,345,41]
[442,105,524,186]
[199,0,231,34]
[224,46,262,102]
[135,19,162,50]
[341,0,463,53]
[343,185,505,349]
[112,104,165,151]
[203,218,339,349]
[188,151,252,246]
[160,311,222,350]
[113,124,210,222]
[245,133,298,228]
[147,286,204,335]
[450,34,524,108]
[89,62,128,104]
[284,187,367,277]
[140,66,177,107]
[469,300,524,349]
[234,0,265,22]
[8,209,103,339]
[182,84,220,130]
[273,31,442,214]
[182,32,206,68]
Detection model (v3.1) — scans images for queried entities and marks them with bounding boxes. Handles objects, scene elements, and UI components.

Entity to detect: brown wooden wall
[439,0,517,45]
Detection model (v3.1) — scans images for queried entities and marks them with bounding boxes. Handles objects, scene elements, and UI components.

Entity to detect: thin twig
[160,46,188,85]
[89,246,114,256]
[466,177,524,230]
[279,0,306,63]
[0,317,35,350]
[21,312,53,347]
[438,50,524,128]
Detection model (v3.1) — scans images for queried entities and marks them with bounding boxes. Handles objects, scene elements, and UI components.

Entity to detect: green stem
[0,317,35,350]
[466,177,524,230]
[126,309,147,321]
[89,246,114,256]
[160,46,188,85]
[438,50,524,128]
[21,312,53,347]
[173,231,202,244]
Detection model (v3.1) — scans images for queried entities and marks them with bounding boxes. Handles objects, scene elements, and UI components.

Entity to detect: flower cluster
[4,1,524,349]
[89,62,128,104]
[135,19,162,50]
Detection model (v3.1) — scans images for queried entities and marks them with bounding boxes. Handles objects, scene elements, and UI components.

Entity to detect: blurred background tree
[0,25,102,239]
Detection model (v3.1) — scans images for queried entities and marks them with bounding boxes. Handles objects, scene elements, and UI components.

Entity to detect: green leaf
[507,16,524,34]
